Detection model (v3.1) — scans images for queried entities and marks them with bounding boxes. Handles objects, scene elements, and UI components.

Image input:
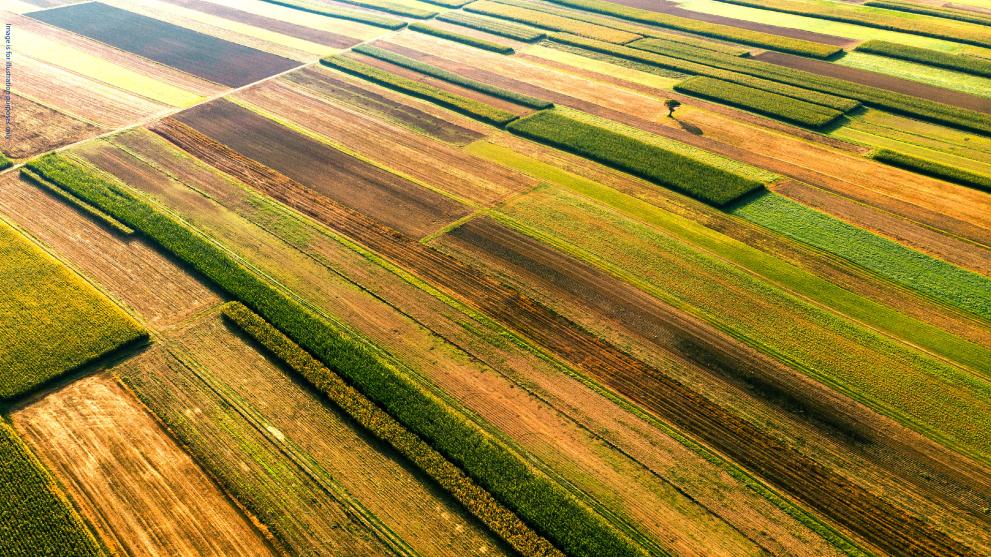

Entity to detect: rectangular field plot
[11,375,276,557]
[28,2,300,87]
[0,216,145,400]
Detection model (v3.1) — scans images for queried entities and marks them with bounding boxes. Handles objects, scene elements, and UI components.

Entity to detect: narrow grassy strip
[865,0,991,27]
[408,22,516,54]
[438,11,548,41]
[354,44,552,107]
[714,0,991,48]
[675,76,844,128]
[492,0,751,55]
[466,0,642,43]
[543,0,841,58]
[507,108,768,206]
[855,40,991,77]
[320,55,518,125]
[732,193,991,322]
[25,153,648,557]
[22,169,134,234]
[335,0,438,19]
[222,302,562,557]
[551,33,991,133]
[258,0,407,29]
[0,419,106,557]
[872,148,991,192]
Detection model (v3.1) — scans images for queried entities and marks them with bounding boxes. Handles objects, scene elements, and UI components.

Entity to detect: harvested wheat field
[3,1,991,556]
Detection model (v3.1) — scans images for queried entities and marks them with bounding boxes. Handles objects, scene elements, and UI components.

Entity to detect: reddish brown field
[4,94,100,158]
[166,100,472,236]
[234,79,537,206]
[12,375,276,557]
[0,173,222,330]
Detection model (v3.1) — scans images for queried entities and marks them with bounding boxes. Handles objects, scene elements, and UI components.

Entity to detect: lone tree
[664,99,681,118]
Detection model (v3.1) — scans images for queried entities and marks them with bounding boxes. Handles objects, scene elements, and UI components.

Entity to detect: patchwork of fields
[2,0,990,555]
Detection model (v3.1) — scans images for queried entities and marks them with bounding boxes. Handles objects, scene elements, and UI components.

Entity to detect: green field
[0,217,145,400]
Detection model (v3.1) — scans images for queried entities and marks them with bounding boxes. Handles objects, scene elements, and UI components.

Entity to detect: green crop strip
[354,44,553,107]
[408,22,517,54]
[222,302,562,557]
[715,0,991,48]
[543,0,842,58]
[0,419,106,557]
[732,193,991,323]
[335,0,438,19]
[865,1,991,27]
[24,153,649,557]
[0,214,146,400]
[23,168,134,234]
[675,76,844,128]
[320,54,519,125]
[872,148,991,192]
[855,40,991,78]
[506,108,771,206]
[258,0,407,29]
[466,0,642,43]
[0,152,12,170]
[551,33,991,133]
[438,11,548,42]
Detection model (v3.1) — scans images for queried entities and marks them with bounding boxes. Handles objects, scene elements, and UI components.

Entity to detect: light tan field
[11,374,276,557]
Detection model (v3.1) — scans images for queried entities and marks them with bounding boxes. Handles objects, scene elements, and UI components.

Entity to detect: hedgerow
[855,40,991,78]
[629,37,859,111]
[353,44,553,108]
[222,302,562,557]
[22,168,134,234]
[493,0,750,55]
[872,149,991,192]
[465,0,642,43]
[320,54,519,126]
[438,11,548,42]
[0,419,106,557]
[675,76,844,128]
[259,0,407,29]
[25,153,648,557]
[336,0,437,19]
[865,0,991,26]
[507,108,768,206]
[550,33,991,133]
[543,0,842,58]
[0,211,146,400]
[714,0,991,48]
[408,22,516,54]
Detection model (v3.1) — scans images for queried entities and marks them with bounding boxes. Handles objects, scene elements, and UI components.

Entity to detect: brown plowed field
[235,79,536,206]
[170,99,470,237]
[284,66,489,145]
[15,56,168,128]
[0,173,222,330]
[159,0,362,48]
[113,125,851,556]
[4,94,100,158]
[772,179,991,276]
[145,115,991,557]
[755,50,991,113]
[11,375,276,557]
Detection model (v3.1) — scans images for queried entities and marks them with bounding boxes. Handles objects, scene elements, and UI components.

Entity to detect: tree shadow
[675,118,704,136]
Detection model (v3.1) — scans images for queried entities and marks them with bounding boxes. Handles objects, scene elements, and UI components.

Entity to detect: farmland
[3,0,991,556]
